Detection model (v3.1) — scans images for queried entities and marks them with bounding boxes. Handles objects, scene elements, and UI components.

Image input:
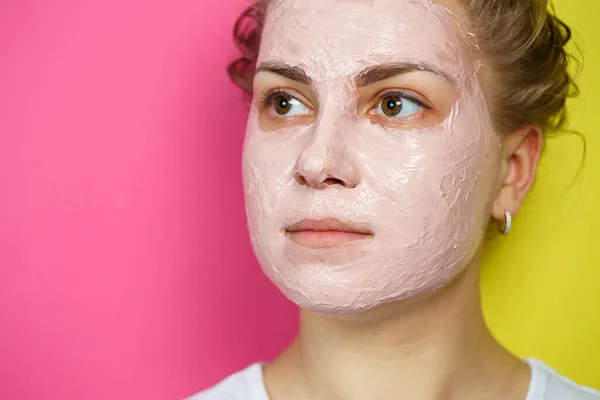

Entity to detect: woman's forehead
[258,0,469,81]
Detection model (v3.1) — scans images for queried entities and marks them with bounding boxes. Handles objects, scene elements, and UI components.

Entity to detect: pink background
[0,0,298,398]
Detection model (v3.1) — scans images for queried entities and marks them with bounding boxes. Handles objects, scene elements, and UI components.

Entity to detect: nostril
[294,173,356,188]
[323,177,345,186]
[294,173,308,186]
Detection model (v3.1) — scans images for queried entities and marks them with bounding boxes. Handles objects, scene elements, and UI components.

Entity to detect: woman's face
[242,0,502,313]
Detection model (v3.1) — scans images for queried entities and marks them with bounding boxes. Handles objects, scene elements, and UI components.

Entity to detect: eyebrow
[355,62,455,87]
[255,61,455,87]
[256,61,313,85]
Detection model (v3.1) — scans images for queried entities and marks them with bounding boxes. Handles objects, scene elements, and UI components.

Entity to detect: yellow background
[482,0,600,389]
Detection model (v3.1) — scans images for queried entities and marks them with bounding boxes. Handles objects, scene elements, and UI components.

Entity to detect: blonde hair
[228,0,578,134]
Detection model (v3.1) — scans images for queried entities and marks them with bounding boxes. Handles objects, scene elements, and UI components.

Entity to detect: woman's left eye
[375,95,423,118]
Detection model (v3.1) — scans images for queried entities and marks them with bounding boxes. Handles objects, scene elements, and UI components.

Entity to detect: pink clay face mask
[242,0,502,313]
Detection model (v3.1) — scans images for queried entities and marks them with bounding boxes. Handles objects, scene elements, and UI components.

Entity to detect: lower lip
[285,230,373,248]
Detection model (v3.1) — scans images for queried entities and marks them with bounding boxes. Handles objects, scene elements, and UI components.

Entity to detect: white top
[189,358,600,400]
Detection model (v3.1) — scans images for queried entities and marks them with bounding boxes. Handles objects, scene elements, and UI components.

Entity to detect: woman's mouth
[285,218,374,248]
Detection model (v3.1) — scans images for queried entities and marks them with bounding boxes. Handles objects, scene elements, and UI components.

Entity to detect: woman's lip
[285,218,373,248]
[285,217,372,234]
[285,230,373,248]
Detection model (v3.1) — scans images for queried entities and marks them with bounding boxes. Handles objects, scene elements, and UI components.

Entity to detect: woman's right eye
[267,94,311,117]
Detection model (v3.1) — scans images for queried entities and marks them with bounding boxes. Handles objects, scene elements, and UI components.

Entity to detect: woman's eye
[375,95,423,118]
[271,95,310,116]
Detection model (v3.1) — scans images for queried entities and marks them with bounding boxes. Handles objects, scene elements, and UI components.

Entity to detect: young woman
[192,0,599,398]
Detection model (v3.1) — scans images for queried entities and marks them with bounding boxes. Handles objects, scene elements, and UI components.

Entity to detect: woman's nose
[293,123,361,190]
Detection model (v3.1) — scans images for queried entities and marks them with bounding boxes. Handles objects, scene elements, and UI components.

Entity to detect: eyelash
[376,90,432,110]
[260,88,296,109]
[259,89,432,114]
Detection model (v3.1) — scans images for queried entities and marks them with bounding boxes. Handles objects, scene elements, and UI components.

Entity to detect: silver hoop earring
[497,210,512,235]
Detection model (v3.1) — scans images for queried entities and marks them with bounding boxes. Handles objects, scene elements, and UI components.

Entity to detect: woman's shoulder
[185,363,268,400]
[527,358,600,400]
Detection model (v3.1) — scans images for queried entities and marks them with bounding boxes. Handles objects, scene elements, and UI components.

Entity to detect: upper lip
[285,218,373,235]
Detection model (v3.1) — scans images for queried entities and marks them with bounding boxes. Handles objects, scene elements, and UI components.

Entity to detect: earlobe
[490,125,543,223]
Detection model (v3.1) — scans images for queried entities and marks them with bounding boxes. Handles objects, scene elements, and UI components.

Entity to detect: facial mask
[242,0,501,313]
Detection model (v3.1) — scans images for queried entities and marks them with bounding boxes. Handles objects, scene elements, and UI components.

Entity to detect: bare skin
[263,252,533,400]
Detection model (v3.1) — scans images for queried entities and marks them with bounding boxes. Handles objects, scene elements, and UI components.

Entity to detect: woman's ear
[491,125,543,221]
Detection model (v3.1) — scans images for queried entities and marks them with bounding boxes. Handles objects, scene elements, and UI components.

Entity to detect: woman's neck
[264,257,531,400]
